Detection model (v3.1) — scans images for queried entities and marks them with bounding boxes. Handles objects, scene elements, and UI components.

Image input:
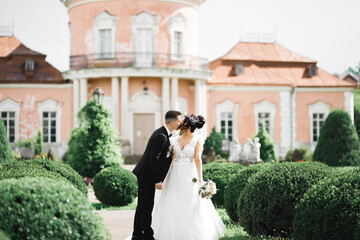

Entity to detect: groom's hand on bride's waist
[155,182,163,190]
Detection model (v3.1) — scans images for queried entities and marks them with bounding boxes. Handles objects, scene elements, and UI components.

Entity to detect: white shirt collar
[164,125,171,136]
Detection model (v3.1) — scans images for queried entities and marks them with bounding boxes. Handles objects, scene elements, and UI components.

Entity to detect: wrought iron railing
[70,52,209,71]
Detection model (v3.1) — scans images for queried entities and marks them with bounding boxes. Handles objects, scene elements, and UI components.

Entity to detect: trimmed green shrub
[0,159,87,195]
[94,166,137,206]
[285,147,313,162]
[34,129,44,156]
[292,168,360,240]
[254,127,277,162]
[354,107,360,140]
[224,163,270,222]
[0,177,110,239]
[68,100,123,178]
[204,127,225,156]
[0,118,14,162]
[237,161,335,237]
[203,162,244,206]
[313,109,360,166]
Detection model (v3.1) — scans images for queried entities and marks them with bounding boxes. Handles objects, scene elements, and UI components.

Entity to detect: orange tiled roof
[0,36,21,57]
[0,36,44,57]
[220,42,316,63]
[209,42,356,88]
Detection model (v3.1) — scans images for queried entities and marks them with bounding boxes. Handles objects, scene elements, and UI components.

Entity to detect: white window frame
[0,98,21,142]
[25,60,34,71]
[254,100,276,139]
[37,99,62,144]
[216,100,239,141]
[308,101,330,144]
[94,11,117,59]
[236,64,243,75]
[131,11,158,67]
[258,112,271,134]
[169,13,186,61]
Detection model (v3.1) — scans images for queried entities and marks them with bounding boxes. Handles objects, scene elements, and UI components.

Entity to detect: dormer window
[25,60,34,71]
[310,66,317,76]
[236,64,243,75]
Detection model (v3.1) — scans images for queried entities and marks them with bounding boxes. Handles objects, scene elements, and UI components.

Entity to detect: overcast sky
[0,0,359,75]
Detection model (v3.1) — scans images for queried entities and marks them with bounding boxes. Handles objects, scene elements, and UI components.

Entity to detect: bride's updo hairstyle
[178,114,206,133]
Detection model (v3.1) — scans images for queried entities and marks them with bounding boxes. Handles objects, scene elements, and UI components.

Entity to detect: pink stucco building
[0,0,357,158]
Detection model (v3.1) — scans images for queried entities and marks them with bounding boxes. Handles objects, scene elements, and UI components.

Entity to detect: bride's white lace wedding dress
[151,134,225,240]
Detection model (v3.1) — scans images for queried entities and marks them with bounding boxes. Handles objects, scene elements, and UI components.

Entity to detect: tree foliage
[68,100,123,178]
[204,127,225,155]
[0,119,14,162]
[313,109,360,166]
[34,129,44,156]
[254,127,277,162]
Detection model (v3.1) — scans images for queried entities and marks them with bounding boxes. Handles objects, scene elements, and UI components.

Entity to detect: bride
[151,114,225,240]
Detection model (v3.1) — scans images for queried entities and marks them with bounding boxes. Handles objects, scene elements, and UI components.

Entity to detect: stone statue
[229,137,262,163]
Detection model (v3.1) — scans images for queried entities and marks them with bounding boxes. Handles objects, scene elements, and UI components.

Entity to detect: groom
[131,110,182,240]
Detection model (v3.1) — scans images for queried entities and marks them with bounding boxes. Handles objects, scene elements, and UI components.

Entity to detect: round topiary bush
[292,167,360,240]
[224,163,270,222]
[237,161,335,237]
[93,166,137,206]
[0,177,110,239]
[313,109,360,166]
[0,159,87,195]
[202,162,244,207]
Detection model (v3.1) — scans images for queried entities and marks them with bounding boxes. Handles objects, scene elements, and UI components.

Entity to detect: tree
[348,61,360,77]
[355,107,360,140]
[313,109,360,166]
[0,119,14,162]
[204,127,225,155]
[68,100,123,178]
[254,127,277,162]
[34,129,44,156]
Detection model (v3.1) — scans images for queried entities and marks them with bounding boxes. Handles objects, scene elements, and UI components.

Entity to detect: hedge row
[0,159,87,195]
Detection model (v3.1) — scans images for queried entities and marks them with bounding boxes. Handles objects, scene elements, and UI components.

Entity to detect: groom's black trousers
[133,178,155,239]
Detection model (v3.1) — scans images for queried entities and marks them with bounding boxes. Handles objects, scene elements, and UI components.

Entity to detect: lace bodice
[171,134,204,164]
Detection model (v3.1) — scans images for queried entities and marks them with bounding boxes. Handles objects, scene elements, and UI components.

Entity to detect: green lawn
[92,199,137,210]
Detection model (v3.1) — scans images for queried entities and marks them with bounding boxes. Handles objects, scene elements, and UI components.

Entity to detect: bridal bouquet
[192,178,217,199]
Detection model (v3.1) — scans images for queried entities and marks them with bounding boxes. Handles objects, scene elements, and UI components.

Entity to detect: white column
[121,77,129,138]
[111,77,120,130]
[195,79,207,136]
[345,91,354,124]
[171,77,179,110]
[162,77,170,119]
[79,78,88,108]
[73,79,80,127]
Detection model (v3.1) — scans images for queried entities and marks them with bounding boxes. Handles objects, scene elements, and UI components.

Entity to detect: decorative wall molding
[0,98,21,141]
[216,99,239,141]
[37,99,63,143]
[254,100,276,139]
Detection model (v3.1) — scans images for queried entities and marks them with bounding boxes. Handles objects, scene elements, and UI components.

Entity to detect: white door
[133,114,155,155]
[135,28,154,67]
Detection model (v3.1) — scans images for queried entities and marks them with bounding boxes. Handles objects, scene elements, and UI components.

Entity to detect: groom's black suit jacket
[132,126,172,184]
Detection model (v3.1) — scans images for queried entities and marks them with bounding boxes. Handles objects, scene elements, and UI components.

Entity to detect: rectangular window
[312,113,325,142]
[100,29,112,58]
[0,111,15,143]
[220,112,233,141]
[43,112,57,143]
[258,112,270,134]
[174,31,183,58]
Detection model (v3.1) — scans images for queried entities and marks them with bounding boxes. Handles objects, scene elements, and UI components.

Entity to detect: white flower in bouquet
[192,178,217,199]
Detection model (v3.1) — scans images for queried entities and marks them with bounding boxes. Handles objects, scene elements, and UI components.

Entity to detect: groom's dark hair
[165,110,182,124]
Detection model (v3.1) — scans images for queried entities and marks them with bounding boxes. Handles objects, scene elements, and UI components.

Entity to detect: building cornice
[207,86,356,92]
[61,0,205,10]
[0,84,73,89]
[62,67,212,81]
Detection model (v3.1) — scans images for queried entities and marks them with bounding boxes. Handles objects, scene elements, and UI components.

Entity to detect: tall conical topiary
[34,129,44,156]
[0,119,14,162]
[313,109,360,166]
[68,100,123,178]
[254,127,277,162]
[204,127,225,155]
